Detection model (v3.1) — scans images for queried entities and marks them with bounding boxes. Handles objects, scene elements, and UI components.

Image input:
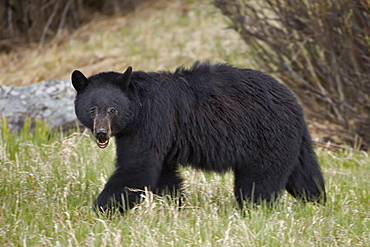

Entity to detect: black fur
[72,62,326,212]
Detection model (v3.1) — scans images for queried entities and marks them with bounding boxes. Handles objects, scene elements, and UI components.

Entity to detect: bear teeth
[96,139,109,149]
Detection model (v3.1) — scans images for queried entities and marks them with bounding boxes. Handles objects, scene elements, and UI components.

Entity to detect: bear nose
[96,129,108,140]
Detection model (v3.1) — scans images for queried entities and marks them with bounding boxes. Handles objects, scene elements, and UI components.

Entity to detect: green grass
[0,122,369,246]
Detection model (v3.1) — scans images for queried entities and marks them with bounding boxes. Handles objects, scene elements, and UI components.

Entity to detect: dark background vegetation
[1,0,369,149]
[0,0,143,50]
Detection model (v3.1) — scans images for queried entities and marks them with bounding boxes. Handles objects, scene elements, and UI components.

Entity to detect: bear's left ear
[116,66,133,91]
[71,70,88,93]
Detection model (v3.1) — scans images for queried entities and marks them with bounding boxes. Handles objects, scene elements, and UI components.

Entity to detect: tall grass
[0,119,369,246]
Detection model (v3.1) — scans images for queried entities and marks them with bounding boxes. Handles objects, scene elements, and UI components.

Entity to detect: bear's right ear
[116,66,133,91]
[71,70,88,93]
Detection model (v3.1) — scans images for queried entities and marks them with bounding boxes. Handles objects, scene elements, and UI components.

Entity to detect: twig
[39,0,62,44]
[58,0,73,32]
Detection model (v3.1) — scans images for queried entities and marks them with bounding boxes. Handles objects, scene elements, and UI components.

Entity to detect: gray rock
[0,80,81,131]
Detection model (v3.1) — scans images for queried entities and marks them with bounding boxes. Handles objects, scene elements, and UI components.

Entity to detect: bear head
[71,67,134,148]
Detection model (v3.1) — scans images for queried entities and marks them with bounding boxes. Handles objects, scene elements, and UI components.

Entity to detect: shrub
[214,0,370,149]
[0,0,144,50]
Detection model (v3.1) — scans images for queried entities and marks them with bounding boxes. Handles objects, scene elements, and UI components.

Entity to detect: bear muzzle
[93,117,112,149]
[95,129,110,148]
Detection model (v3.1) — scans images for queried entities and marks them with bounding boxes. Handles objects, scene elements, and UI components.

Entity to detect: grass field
[0,119,369,246]
[0,0,369,246]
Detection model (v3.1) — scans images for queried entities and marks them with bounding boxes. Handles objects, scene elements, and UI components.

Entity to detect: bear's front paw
[93,187,141,214]
[93,190,126,215]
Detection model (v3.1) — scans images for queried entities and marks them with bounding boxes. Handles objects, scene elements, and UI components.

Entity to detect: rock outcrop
[0,80,79,131]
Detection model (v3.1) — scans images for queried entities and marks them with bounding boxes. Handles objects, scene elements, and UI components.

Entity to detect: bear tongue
[96,139,109,149]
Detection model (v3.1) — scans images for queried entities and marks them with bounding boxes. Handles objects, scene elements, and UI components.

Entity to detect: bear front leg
[155,162,183,197]
[154,162,184,208]
[94,152,162,214]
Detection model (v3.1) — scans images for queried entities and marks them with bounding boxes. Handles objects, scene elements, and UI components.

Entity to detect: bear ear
[71,70,88,93]
[116,66,133,91]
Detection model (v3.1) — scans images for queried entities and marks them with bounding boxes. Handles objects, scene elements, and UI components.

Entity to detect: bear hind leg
[233,170,287,208]
[285,164,326,204]
[285,132,326,204]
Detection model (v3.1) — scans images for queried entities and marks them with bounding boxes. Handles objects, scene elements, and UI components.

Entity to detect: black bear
[71,62,326,213]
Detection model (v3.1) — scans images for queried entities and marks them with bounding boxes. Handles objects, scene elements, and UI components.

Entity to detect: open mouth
[96,138,109,149]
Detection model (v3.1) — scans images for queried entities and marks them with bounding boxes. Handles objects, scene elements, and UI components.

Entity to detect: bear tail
[285,128,326,204]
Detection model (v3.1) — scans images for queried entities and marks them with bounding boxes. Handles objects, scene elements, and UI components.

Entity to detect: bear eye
[89,107,97,116]
[108,107,118,115]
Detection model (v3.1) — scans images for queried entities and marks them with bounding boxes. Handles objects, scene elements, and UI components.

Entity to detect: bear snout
[95,129,110,149]
[96,129,108,140]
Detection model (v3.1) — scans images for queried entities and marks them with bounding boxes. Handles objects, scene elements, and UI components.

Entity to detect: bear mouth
[96,138,109,149]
